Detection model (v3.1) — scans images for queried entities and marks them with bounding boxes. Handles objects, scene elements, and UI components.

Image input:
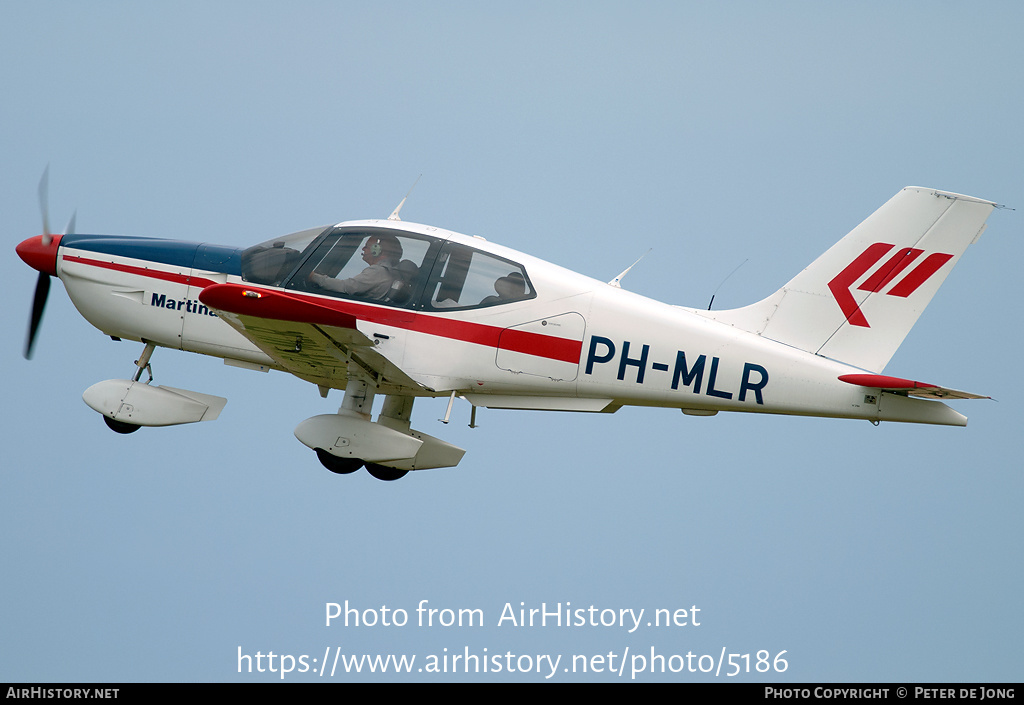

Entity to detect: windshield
[240,226,331,286]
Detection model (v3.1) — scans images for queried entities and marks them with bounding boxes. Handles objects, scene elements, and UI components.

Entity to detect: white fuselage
[52,221,965,426]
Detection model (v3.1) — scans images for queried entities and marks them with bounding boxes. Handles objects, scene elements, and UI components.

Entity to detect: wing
[838,374,990,400]
[198,283,426,394]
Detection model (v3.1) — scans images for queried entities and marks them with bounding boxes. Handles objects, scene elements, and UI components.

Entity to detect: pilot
[309,234,403,300]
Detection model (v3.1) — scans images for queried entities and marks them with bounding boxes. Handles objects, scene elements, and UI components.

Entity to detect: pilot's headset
[368,238,383,257]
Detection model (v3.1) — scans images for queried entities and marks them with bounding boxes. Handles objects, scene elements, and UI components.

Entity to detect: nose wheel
[103,416,141,434]
[98,342,156,434]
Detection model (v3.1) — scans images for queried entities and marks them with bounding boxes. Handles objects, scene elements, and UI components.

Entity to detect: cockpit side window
[424,242,535,310]
[284,228,437,307]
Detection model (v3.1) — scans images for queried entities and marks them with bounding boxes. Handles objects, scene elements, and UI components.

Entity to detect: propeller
[38,165,51,246]
[22,167,74,359]
[25,271,50,359]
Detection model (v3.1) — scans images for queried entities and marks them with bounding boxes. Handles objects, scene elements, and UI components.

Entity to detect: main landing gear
[314,451,409,482]
[297,377,464,482]
[82,344,461,483]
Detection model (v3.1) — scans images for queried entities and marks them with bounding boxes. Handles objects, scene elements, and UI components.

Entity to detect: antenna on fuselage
[608,249,651,288]
[707,258,747,310]
[387,174,422,221]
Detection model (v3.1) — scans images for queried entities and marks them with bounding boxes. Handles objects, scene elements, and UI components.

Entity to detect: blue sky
[2,1,1021,682]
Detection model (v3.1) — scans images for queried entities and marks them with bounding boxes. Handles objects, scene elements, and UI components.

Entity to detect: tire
[315,448,363,475]
[104,416,140,434]
[364,463,409,481]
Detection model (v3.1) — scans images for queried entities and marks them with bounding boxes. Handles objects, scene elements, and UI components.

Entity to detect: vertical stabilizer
[703,187,996,372]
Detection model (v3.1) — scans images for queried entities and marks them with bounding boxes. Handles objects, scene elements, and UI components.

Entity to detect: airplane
[17,179,1001,481]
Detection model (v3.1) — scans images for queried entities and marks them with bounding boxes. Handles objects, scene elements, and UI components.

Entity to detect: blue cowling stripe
[60,234,242,275]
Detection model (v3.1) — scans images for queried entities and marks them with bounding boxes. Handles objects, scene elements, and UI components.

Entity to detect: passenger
[480,271,527,305]
[309,234,403,300]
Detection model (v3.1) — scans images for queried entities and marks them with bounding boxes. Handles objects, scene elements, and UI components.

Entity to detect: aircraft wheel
[103,416,140,434]
[364,463,409,482]
[315,448,363,475]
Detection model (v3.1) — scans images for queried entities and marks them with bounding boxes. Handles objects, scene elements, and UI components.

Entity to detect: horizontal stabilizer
[838,374,990,400]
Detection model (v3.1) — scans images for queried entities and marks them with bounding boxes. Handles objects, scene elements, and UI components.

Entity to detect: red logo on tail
[828,243,953,328]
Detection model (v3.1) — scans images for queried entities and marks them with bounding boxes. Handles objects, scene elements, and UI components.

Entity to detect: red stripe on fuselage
[65,255,582,365]
[204,283,584,365]
[62,254,220,289]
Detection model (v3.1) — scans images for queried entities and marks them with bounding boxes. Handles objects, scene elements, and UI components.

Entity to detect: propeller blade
[25,271,51,359]
[38,166,51,245]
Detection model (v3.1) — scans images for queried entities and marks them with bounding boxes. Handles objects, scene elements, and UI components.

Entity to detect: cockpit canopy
[241,225,535,311]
